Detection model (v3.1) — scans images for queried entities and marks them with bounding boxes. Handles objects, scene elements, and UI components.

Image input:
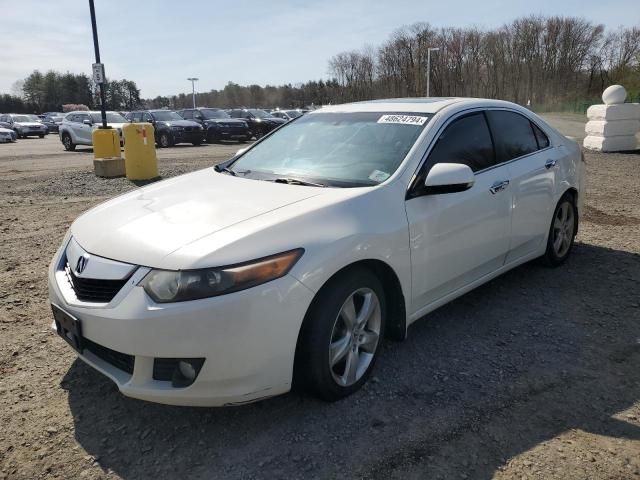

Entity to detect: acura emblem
[76,255,88,274]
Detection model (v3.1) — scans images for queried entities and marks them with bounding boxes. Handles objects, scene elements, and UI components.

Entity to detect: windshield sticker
[369,170,390,182]
[377,114,428,125]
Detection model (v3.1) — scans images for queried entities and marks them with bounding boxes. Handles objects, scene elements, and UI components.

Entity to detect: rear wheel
[61,133,75,151]
[296,267,386,401]
[38,134,45,138]
[542,193,577,266]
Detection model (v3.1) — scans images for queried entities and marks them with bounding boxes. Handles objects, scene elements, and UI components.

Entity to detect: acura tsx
[48,97,584,406]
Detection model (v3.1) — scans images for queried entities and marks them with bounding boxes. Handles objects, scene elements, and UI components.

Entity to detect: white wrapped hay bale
[583,135,638,152]
[586,104,640,121]
[583,85,639,152]
[585,119,640,136]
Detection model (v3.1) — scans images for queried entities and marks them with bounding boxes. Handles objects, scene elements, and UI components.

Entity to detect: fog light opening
[169,358,205,388]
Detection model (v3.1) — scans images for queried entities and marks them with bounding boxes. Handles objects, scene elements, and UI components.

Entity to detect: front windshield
[250,109,274,119]
[152,111,183,121]
[90,112,127,123]
[230,112,431,187]
[13,115,39,122]
[201,109,230,119]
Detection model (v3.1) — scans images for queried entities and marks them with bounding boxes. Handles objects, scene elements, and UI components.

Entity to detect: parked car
[270,109,303,121]
[0,114,48,138]
[58,111,127,151]
[176,108,250,143]
[226,108,286,138]
[126,110,204,147]
[48,97,584,406]
[41,112,65,133]
[0,126,17,143]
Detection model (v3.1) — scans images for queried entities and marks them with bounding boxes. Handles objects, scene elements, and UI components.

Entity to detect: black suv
[126,110,204,147]
[177,108,250,143]
[226,109,286,139]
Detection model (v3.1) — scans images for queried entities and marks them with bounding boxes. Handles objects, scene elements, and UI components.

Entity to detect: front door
[405,111,512,314]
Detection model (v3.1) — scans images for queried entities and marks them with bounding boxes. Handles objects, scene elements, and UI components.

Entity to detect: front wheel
[157,132,172,148]
[296,268,386,401]
[61,133,75,151]
[542,193,578,266]
[38,134,45,138]
[206,130,219,144]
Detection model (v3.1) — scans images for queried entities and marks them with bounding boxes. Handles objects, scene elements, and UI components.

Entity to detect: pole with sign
[88,0,108,129]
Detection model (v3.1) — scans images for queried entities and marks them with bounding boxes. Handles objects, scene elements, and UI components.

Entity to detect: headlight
[139,249,303,303]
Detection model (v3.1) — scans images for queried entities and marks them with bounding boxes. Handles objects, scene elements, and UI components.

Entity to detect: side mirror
[83,119,92,125]
[424,163,474,194]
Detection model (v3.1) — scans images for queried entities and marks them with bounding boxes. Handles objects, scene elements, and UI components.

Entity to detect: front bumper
[47,241,315,406]
[170,129,204,144]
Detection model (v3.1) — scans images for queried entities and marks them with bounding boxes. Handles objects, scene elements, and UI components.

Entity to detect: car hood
[204,118,246,125]
[0,127,13,134]
[15,122,45,127]
[70,168,325,268]
[160,120,200,128]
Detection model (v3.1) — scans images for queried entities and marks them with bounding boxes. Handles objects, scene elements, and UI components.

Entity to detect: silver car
[0,114,48,138]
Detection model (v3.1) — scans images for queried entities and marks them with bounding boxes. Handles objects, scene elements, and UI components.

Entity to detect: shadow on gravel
[63,243,640,479]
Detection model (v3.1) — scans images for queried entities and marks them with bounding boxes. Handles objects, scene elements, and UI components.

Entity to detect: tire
[206,130,219,144]
[158,132,172,148]
[296,267,386,401]
[61,133,75,151]
[38,134,45,138]
[191,138,202,146]
[541,192,578,266]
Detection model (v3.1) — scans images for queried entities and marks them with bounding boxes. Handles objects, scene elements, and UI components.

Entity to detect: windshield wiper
[272,177,327,188]
[214,165,236,176]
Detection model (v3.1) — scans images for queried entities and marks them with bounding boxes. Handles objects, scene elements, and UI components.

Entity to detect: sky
[1,0,638,99]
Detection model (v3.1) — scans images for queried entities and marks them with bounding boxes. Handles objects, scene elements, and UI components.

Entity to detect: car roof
[316,97,522,114]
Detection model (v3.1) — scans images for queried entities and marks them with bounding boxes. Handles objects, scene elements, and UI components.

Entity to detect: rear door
[405,111,513,312]
[486,110,556,262]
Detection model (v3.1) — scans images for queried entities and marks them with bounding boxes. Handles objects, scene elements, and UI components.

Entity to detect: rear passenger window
[486,111,539,162]
[427,112,495,172]
[531,122,550,149]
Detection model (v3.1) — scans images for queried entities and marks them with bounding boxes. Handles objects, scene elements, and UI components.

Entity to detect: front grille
[185,126,193,132]
[84,337,134,375]
[65,262,129,303]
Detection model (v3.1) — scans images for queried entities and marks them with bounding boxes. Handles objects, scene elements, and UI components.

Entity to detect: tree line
[328,16,640,107]
[0,70,142,113]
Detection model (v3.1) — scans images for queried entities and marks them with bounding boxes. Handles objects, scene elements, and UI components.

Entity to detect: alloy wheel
[329,288,381,387]
[552,200,575,257]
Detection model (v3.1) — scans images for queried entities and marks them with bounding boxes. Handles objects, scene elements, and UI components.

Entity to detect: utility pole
[187,78,199,108]
[426,47,440,98]
[88,0,107,129]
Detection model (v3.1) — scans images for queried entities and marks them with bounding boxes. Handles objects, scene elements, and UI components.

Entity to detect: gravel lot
[1,115,639,480]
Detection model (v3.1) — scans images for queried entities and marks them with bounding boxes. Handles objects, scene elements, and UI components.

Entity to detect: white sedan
[48,98,584,406]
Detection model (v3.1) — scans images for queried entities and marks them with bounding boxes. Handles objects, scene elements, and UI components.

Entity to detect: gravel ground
[0,116,639,480]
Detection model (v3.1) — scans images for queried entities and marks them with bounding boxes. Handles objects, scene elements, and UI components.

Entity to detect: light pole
[187,77,199,108]
[426,47,440,98]
[88,0,107,128]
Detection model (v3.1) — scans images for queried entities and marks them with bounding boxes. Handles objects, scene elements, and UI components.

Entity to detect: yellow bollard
[92,128,121,159]
[123,123,159,180]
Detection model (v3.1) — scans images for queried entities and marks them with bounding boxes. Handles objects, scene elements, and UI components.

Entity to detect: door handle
[545,159,557,169]
[490,180,510,194]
